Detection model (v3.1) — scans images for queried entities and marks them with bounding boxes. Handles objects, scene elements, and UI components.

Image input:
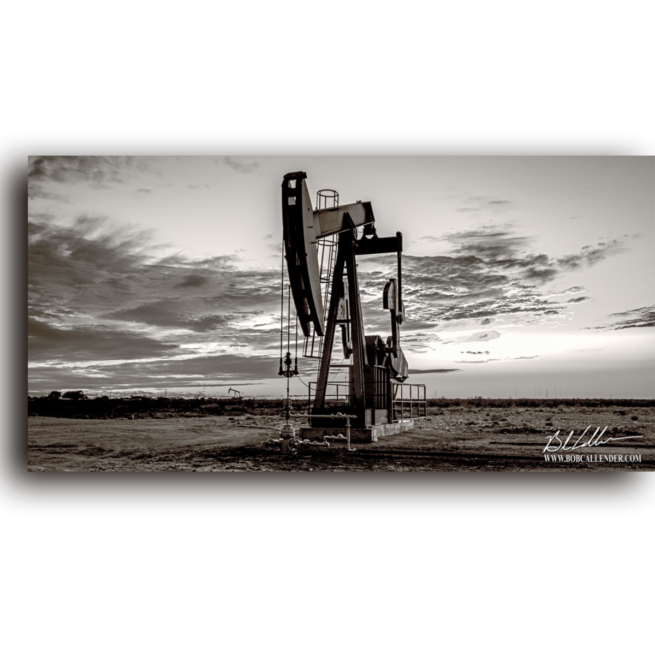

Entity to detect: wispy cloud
[358,227,628,335]
[445,227,530,260]
[456,195,516,214]
[174,274,209,289]
[28,156,154,200]
[28,215,282,391]
[557,240,626,270]
[223,157,260,174]
[27,206,637,393]
[29,353,281,393]
[408,368,460,374]
[453,359,500,364]
[551,286,586,296]
[594,305,655,330]
[453,331,502,344]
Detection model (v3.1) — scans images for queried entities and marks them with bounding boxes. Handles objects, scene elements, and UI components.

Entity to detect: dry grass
[27,405,655,472]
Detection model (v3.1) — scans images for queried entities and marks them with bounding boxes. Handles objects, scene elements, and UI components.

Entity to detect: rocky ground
[27,404,655,472]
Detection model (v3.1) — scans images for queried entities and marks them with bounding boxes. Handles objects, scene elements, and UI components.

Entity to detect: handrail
[391,382,427,421]
[308,380,351,407]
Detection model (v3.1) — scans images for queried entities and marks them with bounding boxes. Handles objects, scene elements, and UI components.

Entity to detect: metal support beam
[313,243,346,409]
[396,231,404,324]
[344,234,367,414]
[355,234,401,255]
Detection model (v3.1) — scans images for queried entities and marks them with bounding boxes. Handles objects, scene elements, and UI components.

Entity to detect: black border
[11,130,655,518]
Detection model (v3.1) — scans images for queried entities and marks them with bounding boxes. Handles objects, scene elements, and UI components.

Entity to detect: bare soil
[27,406,655,472]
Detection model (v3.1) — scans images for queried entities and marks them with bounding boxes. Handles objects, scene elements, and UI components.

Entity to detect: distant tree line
[426,397,655,409]
[27,392,655,420]
[27,394,305,420]
[45,390,88,401]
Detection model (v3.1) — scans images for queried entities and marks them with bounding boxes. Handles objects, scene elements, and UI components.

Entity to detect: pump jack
[281,172,425,442]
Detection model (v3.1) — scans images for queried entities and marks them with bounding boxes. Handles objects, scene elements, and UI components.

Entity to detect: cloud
[104,301,233,333]
[453,359,500,364]
[408,368,460,374]
[456,196,516,214]
[461,351,490,355]
[28,217,284,383]
[28,318,178,362]
[357,227,628,332]
[27,183,67,202]
[551,286,586,296]
[557,240,626,270]
[27,210,635,393]
[29,353,282,394]
[445,228,530,261]
[132,353,280,378]
[595,305,655,330]
[567,296,591,303]
[401,332,441,346]
[28,215,154,292]
[521,266,560,284]
[158,252,238,270]
[28,156,150,189]
[455,331,501,343]
[174,274,208,288]
[223,157,260,174]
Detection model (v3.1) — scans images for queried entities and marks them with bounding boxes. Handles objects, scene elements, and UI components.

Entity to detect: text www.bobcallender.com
[543,453,642,463]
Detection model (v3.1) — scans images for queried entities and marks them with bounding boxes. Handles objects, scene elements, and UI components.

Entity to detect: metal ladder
[303,189,340,360]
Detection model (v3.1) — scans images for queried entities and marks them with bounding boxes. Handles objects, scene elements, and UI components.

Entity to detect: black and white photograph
[27,156,654,471]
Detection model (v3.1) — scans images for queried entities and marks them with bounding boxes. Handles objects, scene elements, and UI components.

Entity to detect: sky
[27,156,654,398]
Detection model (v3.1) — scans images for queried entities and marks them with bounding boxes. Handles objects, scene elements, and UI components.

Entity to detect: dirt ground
[27,405,655,472]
